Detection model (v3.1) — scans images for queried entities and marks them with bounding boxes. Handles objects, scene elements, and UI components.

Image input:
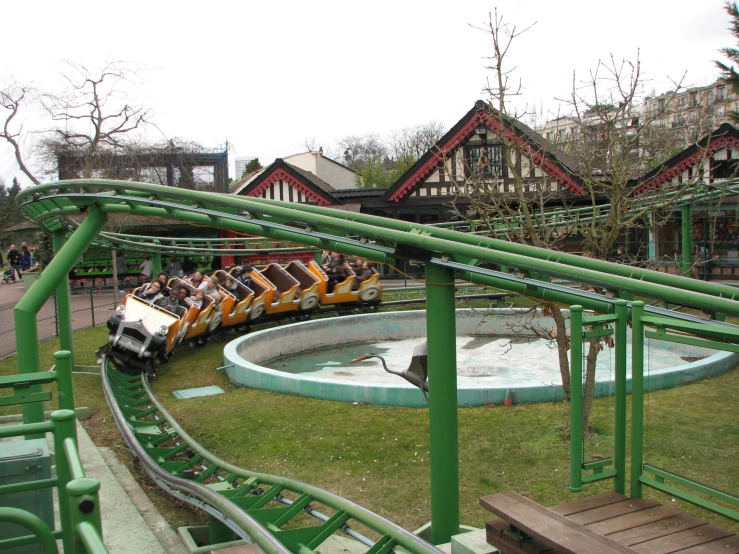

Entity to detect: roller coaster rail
[102,357,443,554]
[429,177,739,237]
[14,179,739,546]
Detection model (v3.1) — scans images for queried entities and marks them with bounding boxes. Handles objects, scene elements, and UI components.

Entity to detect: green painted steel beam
[14,206,108,426]
[21,182,739,318]
[425,264,460,543]
[250,194,739,305]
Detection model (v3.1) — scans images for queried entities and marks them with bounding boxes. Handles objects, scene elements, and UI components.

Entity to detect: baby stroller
[2,267,16,285]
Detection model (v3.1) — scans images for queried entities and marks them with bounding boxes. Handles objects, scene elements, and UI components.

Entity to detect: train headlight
[158,325,169,335]
[115,304,126,316]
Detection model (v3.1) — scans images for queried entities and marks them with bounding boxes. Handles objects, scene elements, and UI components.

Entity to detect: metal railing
[0,351,108,553]
[0,282,125,360]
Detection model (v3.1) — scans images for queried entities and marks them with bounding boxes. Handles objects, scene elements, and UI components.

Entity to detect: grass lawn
[1,310,737,536]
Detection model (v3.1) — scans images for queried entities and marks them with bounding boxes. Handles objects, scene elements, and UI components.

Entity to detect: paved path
[0,280,125,359]
[0,418,186,553]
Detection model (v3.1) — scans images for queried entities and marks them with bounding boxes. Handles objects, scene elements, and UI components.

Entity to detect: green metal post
[52,409,77,554]
[53,231,74,361]
[681,205,693,276]
[569,305,583,493]
[630,301,645,498]
[614,300,627,495]
[152,252,162,277]
[425,263,459,544]
[15,206,107,426]
[66,477,103,553]
[54,350,76,413]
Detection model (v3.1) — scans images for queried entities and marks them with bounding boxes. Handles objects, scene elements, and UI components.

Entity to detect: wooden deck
[481,491,739,554]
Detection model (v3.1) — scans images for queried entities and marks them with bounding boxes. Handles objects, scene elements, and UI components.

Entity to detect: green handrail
[0,508,58,553]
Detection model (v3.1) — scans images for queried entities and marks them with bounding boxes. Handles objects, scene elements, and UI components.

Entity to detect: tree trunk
[551,306,571,402]
[582,337,599,434]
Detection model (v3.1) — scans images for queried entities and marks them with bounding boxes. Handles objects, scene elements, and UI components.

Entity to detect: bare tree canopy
[451,10,721,432]
[38,61,152,179]
[0,81,41,185]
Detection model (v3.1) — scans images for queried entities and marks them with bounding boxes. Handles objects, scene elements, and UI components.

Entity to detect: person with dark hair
[353,261,375,290]
[139,255,153,281]
[135,280,163,303]
[115,251,127,278]
[181,257,196,275]
[7,244,21,279]
[156,286,187,316]
[185,270,206,289]
[166,256,181,277]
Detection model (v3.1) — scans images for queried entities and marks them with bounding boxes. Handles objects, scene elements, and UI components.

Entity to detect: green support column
[15,206,107,426]
[681,205,693,276]
[425,263,459,544]
[569,305,583,493]
[53,231,74,361]
[613,300,627,495]
[152,252,162,276]
[630,301,645,498]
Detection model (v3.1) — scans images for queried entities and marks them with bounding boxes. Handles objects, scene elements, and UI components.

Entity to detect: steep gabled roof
[332,188,388,199]
[634,123,739,195]
[383,100,586,202]
[232,158,342,206]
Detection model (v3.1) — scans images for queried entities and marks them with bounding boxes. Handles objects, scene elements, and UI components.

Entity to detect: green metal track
[102,358,441,554]
[17,179,739,319]
[430,177,739,237]
[17,179,739,545]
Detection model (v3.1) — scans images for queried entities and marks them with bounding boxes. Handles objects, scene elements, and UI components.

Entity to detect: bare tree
[0,81,41,184]
[38,61,151,179]
[388,121,446,163]
[451,11,717,432]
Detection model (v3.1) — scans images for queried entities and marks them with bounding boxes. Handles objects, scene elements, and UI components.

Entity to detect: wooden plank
[485,520,554,554]
[480,492,635,554]
[587,505,682,536]
[630,524,733,553]
[550,492,628,517]
[567,499,661,526]
[674,533,739,553]
[607,513,705,546]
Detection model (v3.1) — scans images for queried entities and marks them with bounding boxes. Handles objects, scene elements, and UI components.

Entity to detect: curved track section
[19,179,739,546]
[18,180,739,325]
[102,356,443,554]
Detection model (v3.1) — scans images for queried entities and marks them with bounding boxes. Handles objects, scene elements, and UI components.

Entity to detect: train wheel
[207,312,222,332]
[249,303,265,321]
[360,286,381,302]
[299,294,319,311]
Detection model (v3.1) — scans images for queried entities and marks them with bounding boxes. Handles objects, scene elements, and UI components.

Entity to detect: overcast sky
[0,0,732,185]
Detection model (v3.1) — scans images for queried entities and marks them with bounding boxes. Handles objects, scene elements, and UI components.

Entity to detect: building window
[717,104,726,118]
[658,118,665,128]
[466,144,504,179]
[546,132,555,141]
[689,92,698,107]
[689,111,697,123]
[717,86,726,101]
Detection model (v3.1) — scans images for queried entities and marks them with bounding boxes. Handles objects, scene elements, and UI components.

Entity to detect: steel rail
[101,357,443,554]
[18,180,739,316]
[101,357,293,554]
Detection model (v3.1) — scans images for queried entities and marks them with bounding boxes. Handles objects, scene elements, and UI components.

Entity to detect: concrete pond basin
[223,309,739,407]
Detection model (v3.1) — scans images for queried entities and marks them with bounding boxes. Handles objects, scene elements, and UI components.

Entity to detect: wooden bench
[481,491,739,554]
[481,492,635,554]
